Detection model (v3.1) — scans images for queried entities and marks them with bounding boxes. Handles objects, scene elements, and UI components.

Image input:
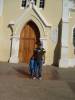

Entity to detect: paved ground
[0,62,75,100]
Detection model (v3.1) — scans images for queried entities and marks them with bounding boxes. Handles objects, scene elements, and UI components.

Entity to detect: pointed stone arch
[14,14,45,38]
[9,17,44,63]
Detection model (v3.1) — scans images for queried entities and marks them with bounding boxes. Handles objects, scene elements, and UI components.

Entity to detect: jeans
[37,60,42,78]
[29,58,42,78]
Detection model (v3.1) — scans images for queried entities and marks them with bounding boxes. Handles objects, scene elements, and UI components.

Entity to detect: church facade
[0,0,75,67]
[60,0,75,67]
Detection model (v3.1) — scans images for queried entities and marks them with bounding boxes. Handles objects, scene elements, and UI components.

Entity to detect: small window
[21,0,37,8]
[21,0,27,8]
[39,0,45,8]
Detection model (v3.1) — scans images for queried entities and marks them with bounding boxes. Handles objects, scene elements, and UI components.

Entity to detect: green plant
[40,48,46,55]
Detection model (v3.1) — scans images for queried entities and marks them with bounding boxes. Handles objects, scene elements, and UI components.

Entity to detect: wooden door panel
[24,38,35,63]
[19,21,39,64]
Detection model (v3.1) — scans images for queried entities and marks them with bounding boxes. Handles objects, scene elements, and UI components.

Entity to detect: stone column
[59,0,75,67]
[9,36,19,63]
[59,0,69,67]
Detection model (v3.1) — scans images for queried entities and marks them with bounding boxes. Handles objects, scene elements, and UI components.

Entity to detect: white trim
[39,8,44,10]
[20,0,30,9]
[32,5,52,27]
[9,21,15,25]
[20,6,25,9]
[59,58,75,68]
[69,8,75,11]
[61,22,69,47]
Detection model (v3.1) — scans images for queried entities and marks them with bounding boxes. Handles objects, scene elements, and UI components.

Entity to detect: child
[29,51,38,79]
[29,47,45,80]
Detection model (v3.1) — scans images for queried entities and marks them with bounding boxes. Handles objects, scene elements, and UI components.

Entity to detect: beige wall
[41,0,62,26]
[0,0,24,61]
[0,16,10,61]
[68,10,75,58]
[3,0,24,34]
[0,16,3,33]
[0,0,62,63]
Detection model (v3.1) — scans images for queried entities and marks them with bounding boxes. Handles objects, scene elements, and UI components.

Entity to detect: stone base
[59,58,75,68]
[9,56,19,63]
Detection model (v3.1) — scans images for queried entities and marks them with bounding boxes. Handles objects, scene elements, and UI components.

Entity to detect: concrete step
[0,62,59,80]
[58,68,75,80]
[0,62,75,100]
[0,62,75,80]
[0,79,75,100]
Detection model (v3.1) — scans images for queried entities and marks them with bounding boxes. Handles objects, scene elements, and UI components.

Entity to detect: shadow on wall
[52,19,62,67]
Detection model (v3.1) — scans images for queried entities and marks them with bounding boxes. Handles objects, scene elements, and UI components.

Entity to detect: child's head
[33,49,38,58]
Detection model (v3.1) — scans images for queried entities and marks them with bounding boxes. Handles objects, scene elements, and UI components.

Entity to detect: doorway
[18,20,40,64]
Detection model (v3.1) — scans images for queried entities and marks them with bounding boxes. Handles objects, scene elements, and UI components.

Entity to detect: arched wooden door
[19,21,40,64]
